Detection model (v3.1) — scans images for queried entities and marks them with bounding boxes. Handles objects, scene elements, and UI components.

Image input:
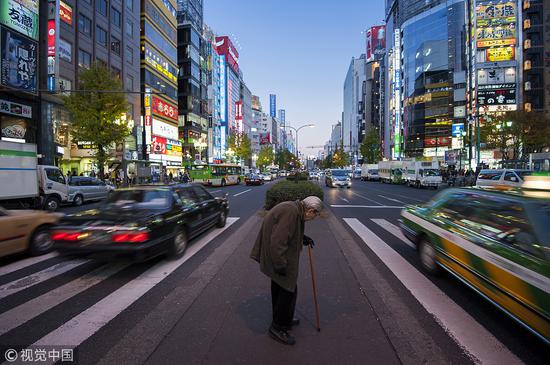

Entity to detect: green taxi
[399,187,550,344]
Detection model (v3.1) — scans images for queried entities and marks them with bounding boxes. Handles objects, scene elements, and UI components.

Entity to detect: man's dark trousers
[271,280,297,330]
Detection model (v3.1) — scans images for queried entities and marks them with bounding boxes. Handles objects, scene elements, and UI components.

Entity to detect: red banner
[151,135,167,154]
[152,97,178,121]
[47,20,56,57]
[424,136,450,147]
[259,132,271,145]
[60,1,73,25]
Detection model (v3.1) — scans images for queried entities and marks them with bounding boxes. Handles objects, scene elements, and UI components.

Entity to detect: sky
[204,0,385,156]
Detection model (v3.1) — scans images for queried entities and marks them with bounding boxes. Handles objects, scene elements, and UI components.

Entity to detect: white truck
[403,160,441,188]
[0,141,70,211]
[378,161,403,184]
[360,164,380,181]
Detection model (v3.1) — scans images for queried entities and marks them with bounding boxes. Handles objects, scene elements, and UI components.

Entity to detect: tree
[360,128,381,164]
[257,146,274,170]
[332,142,349,168]
[276,149,301,170]
[227,130,252,164]
[62,64,130,178]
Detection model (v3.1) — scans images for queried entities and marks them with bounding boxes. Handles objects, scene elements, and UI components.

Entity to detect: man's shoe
[268,326,296,345]
[291,318,300,327]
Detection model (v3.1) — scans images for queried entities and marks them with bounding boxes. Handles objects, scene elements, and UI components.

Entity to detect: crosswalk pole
[307,245,321,332]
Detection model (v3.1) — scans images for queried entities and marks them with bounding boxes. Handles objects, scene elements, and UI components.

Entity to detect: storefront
[0,98,37,144]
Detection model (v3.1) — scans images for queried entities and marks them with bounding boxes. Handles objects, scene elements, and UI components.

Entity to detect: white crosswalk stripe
[343,218,521,365]
[370,218,415,249]
[0,252,59,276]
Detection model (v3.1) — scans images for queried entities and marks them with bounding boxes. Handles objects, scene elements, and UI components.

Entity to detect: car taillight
[51,231,87,241]
[112,231,150,243]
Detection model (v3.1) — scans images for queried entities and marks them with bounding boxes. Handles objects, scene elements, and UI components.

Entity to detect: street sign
[452,123,464,137]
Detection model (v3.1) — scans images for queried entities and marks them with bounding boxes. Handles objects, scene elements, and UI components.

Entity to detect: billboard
[59,1,72,25]
[424,136,450,147]
[152,118,178,140]
[485,46,514,62]
[269,94,276,117]
[152,96,178,121]
[477,86,516,106]
[0,0,39,40]
[259,132,271,145]
[215,36,239,74]
[0,26,37,93]
[476,25,516,48]
[219,55,226,126]
[476,2,516,27]
[366,25,385,62]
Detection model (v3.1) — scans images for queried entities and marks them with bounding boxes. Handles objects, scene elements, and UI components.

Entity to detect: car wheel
[217,209,227,228]
[29,226,54,256]
[169,229,188,257]
[44,196,60,212]
[73,194,83,206]
[419,238,440,275]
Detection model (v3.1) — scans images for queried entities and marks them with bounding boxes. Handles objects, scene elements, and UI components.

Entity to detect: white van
[475,169,533,188]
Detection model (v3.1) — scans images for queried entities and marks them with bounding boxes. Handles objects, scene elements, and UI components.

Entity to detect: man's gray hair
[302,196,323,212]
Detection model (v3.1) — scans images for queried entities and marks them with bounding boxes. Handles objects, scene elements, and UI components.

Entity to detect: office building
[342,54,366,160]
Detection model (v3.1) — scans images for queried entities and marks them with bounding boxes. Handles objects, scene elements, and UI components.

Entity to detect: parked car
[325,169,351,188]
[245,174,264,186]
[400,187,550,344]
[0,207,62,258]
[52,184,229,260]
[68,176,115,206]
[476,169,533,189]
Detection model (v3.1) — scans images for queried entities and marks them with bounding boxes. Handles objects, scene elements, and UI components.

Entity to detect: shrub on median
[286,171,309,181]
[265,180,323,210]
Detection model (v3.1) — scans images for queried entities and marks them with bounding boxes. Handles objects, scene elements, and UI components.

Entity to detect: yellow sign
[476,2,516,22]
[486,47,515,62]
[477,39,516,48]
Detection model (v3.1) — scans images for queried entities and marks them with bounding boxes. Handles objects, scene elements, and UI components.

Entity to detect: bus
[188,163,243,187]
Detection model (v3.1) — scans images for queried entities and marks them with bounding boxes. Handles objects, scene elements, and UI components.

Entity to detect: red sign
[60,1,73,25]
[366,25,386,62]
[235,101,242,120]
[259,132,271,145]
[215,36,239,74]
[424,136,450,147]
[151,135,167,154]
[145,115,152,126]
[152,97,178,121]
[47,20,56,57]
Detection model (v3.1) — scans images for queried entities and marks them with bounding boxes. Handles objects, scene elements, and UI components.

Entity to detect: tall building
[240,81,253,135]
[342,54,366,160]
[177,0,208,162]
[34,0,141,174]
[250,95,262,156]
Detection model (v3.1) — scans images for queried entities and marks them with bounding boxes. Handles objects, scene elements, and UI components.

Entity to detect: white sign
[59,38,72,62]
[454,106,466,118]
[0,99,32,118]
[152,118,178,140]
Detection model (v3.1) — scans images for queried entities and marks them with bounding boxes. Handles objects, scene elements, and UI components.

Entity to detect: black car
[52,184,229,260]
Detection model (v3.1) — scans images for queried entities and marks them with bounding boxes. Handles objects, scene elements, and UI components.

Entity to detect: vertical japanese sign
[0,26,37,93]
[47,0,59,92]
[269,94,276,117]
[144,88,152,154]
[235,100,243,133]
[0,0,39,40]
[393,28,401,158]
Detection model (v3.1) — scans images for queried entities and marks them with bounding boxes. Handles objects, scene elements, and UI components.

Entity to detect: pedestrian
[250,196,323,345]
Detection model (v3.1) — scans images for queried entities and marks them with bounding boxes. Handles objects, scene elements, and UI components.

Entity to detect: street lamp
[280,124,315,161]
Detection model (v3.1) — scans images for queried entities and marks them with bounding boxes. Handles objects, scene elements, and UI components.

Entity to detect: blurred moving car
[261,173,272,182]
[325,169,351,188]
[0,207,62,258]
[476,169,533,189]
[309,171,320,180]
[53,184,229,260]
[68,176,115,206]
[245,174,264,186]
[400,187,550,344]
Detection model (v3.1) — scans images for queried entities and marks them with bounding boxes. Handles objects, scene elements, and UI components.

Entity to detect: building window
[126,0,134,11]
[126,19,133,38]
[125,75,134,91]
[126,46,133,64]
[96,26,107,47]
[78,49,91,69]
[96,58,107,69]
[111,7,121,28]
[78,14,91,37]
[96,0,107,16]
[59,77,72,95]
[111,36,121,55]
[111,67,121,80]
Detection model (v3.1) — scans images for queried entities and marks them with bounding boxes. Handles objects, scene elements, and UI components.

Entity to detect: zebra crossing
[0,218,238,365]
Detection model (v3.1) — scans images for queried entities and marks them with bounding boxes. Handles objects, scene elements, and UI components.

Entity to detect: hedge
[265,180,324,210]
[286,172,309,181]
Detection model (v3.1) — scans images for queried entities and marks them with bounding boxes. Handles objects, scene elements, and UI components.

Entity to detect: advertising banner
[0,26,37,93]
[366,25,385,62]
[0,99,31,118]
[144,46,177,83]
[58,38,71,62]
[215,36,239,74]
[424,136,450,147]
[477,87,516,106]
[165,139,182,157]
[151,96,178,121]
[259,132,271,145]
[151,135,167,155]
[452,123,464,137]
[476,2,516,26]
[485,46,514,62]
[476,25,516,48]
[0,0,39,40]
[152,118,178,140]
[59,1,72,25]
[269,94,276,118]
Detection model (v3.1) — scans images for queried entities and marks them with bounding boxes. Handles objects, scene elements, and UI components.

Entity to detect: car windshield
[478,171,502,180]
[368,169,378,174]
[424,169,440,176]
[105,190,171,209]
[332,170,347,176]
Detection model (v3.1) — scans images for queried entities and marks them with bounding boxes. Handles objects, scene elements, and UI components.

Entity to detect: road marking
[233,189,251,197]
[371,219,415,249]
[210,190,222,194]
[28,218,239,358]
[330,205,404,209]
[350,191,384,205]
[0,263,128,336]
[0,252,59,276]
[343,218,521,365]
[361,187,425,203]
[377,195,405,204]
[0,259,89,299]
[341,198,350,203]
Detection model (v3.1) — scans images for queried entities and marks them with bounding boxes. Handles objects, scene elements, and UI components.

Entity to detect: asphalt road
[0,178,547,364]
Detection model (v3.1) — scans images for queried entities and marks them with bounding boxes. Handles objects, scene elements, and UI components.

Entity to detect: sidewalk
[145,215,400,365]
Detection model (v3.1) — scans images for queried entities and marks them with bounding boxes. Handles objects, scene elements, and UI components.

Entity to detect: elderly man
[250,196,323,345]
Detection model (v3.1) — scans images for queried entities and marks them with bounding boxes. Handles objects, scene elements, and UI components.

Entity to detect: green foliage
[61,63,130,177]
[360,128,381,164]
[320,154,333,169]
[227,130,252,163]
[332,142,349,168]
[265,180,324,210]
[257,146,274,169]
[286,171,309,181]
[276,149,301,170]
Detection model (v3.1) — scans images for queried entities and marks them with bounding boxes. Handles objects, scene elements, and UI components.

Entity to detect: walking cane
[307,245,321,332]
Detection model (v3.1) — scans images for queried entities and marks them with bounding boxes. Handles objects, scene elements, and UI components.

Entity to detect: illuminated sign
[452,123,464,137]
[0,27,38,93]
[0,0,39,40]
[366,25,385,62]
[59,1,72,25]
[144,46,177,83]
[476,2,516,25]
[152,118,178,140]
[477,87,516,106]
[151,97,178,121]
[485,46,515,62]
[215,36,239,74]
[393,28,401,158]
[59,38,71,61]
[476,25,516,48]
[269,94,276,117]
[219,56,226,126]
[424,137,450,147]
